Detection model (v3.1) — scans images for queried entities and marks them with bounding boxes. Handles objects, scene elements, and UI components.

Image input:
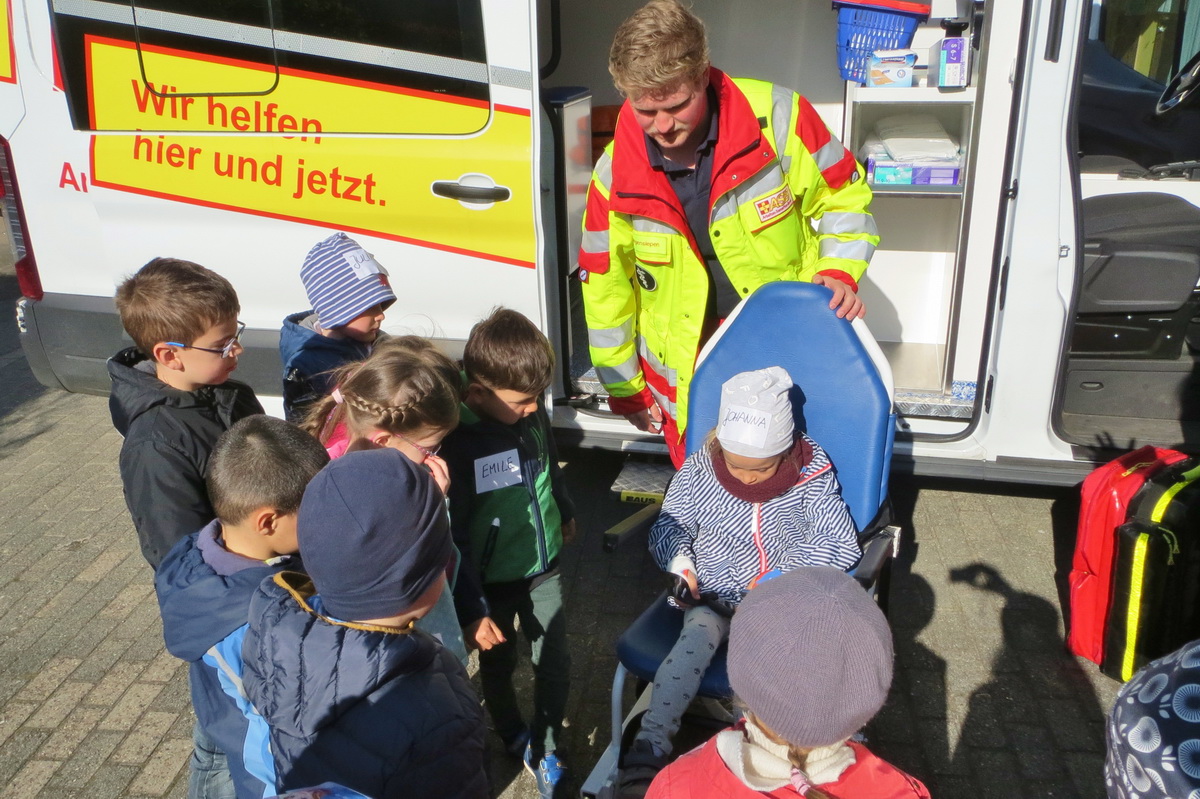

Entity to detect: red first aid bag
[1067,446,1188,664]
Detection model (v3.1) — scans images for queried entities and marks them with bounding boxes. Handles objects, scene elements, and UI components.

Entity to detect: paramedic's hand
[561,518,578,544]
[626,403,663,434]
[425,454,451,496]
[813,274,866,320]
[465,616,506,651]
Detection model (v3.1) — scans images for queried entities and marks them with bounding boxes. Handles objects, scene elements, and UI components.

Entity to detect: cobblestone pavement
[0,257,1120,798]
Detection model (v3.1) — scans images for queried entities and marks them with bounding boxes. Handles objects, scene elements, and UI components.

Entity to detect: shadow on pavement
[948,562,1106,797]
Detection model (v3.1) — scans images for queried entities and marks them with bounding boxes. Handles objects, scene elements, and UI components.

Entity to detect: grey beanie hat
[1105,638,1200,798]
[298,448,451,622]
[300,232,397,329]
[717,366,795,458]
[728,566,893,748]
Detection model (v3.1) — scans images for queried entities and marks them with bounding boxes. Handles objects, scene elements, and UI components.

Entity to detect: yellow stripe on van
[87,36,536,267]
[1151,463,1200,523]
[1122,533,1150,681]
[0,0,14,84]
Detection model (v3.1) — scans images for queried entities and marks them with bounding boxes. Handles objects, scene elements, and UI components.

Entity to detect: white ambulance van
[4,0,1199,485]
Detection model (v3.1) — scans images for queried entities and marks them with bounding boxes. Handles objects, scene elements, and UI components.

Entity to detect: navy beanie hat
[1105,639,1200,798]
[728,566,894,748]
[300,232,397,329]
[298,448,451,622]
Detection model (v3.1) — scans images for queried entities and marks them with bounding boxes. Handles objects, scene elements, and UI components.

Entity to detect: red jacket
[646,737,931,799]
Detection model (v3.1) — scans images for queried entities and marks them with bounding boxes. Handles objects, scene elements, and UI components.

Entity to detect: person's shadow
[947,563,1108,798]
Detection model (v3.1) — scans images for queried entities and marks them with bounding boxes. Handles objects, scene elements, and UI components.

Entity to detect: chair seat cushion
[615,592,731,699]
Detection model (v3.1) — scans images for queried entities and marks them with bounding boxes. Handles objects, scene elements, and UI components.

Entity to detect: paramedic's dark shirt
[645,89,740,319]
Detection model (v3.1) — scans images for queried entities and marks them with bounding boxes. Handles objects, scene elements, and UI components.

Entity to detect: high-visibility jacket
[579,69,877,442]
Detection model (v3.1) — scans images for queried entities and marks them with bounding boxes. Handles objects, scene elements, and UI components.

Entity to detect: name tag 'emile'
[475,448,522,494]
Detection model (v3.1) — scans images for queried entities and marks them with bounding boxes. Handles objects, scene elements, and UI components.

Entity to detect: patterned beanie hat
[717,366,795,458]
[728,566,893,748]
[1105,639,1200,798]
[300,232,396,329]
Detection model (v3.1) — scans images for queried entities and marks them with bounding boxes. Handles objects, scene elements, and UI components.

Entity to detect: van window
[1092,0,1197,84]
[51,0,489,134]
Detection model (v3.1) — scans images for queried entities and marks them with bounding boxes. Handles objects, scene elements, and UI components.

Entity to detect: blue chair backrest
[685,282,895,530]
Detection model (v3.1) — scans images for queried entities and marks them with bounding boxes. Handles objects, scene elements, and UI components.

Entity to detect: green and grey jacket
[441,401,575,625]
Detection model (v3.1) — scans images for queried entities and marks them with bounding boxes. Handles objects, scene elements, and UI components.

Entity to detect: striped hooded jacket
[579,69,877,445]
[649,435,860,604]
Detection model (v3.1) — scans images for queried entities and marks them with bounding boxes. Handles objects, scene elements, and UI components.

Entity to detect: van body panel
[10,0,1200,483]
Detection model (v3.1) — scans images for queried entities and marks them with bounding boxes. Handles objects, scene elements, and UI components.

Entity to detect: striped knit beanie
[728,566,893,748]
[300,232,396,329]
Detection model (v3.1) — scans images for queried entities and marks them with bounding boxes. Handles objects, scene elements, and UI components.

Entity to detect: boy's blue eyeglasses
[166,321,246,359]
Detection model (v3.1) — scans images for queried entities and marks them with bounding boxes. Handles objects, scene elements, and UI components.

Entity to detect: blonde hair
[742,710,837,799]
[609,0,710,97]
[302,336,462,444]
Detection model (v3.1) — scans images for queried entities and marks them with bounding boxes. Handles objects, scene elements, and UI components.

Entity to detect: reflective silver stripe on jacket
[581,228,609,255]
[588,319,634,350]
[770,85,793,174]
[631,217,679,235]
[595,353,641,385]
[819,211,879,238]
[819,238,876,262]
[811,135,849,173]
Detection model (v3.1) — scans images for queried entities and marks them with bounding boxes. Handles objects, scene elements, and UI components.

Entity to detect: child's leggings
[636,604,731,755]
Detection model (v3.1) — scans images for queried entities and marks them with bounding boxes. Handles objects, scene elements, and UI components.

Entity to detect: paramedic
[579,0,878,467]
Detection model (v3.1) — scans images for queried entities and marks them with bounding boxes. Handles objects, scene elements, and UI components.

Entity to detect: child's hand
[464,616,506,651]
[425,454,451,495]
[668,569,700,609]
[561,518,577,544]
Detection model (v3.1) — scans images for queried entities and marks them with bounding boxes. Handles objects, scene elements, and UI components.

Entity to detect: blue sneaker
[523,746,568,799]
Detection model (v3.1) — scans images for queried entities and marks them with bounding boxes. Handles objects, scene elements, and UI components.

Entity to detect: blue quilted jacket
[155,525,291,798]
[241,572,489,799]
[649,435,860,604]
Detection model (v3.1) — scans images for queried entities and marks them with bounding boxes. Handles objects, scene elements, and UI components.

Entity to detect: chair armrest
[852,525,900,589]
[603,502,662,553]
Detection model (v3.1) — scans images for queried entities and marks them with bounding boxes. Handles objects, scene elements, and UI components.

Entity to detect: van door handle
[431,176,511,204]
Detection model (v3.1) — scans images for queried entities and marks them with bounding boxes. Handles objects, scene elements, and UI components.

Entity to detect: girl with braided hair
[302,336,462,494]
[301,336,471,664]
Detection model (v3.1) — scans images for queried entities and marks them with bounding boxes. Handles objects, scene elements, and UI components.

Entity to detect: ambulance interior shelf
[839,20,979,417]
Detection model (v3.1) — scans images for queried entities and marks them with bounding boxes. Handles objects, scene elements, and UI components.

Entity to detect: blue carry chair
[580,281,898,799]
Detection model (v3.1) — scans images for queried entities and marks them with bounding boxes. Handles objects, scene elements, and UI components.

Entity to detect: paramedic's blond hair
[608,0,710,98]
[115,257,240,357]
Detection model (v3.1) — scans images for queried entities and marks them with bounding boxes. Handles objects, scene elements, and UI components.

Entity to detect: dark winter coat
[241,572,489,799]
[278,311,373,422]
[107,347,263,568]
[441,401,575,626]
[155,522,297,798]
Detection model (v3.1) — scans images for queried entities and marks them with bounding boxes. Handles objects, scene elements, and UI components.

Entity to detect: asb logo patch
[636,265,658,291]
[754,185,794,225]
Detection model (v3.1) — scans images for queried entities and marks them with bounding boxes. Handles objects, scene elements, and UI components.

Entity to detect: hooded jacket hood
[279,311,372,368]
[108,346,256,436]
[155,524,296,662]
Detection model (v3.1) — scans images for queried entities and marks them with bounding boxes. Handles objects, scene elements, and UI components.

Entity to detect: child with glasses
[109,256,264,799]
[110,256,263,570]
[301,335,470,664]
[439,307,576,799]
[280,232,396,422]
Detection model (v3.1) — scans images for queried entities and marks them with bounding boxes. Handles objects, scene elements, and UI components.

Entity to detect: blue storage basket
[834,3,927,83]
